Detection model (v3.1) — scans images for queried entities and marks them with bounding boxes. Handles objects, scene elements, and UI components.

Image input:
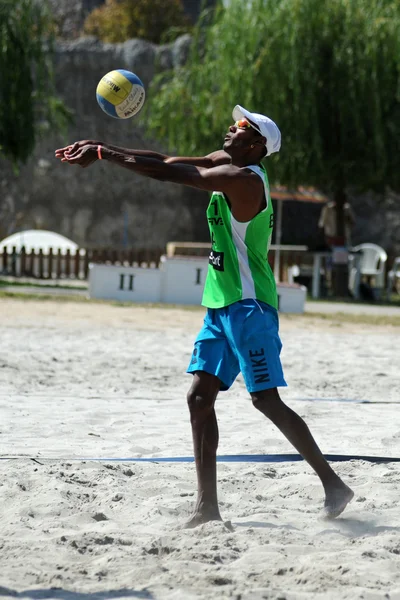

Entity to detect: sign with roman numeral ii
[89,264,161,302]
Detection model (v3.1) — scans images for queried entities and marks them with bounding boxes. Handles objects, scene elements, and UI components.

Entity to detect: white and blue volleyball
[96,70,145,119]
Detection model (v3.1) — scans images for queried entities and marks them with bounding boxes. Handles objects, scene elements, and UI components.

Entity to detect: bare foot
[323,481,354,519]
[183,504,222,529]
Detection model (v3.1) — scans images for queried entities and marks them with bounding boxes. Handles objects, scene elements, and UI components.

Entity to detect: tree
[0,0,70,167]
[83,0,191,44]
[146,0,400,292]
[181,0,218,24]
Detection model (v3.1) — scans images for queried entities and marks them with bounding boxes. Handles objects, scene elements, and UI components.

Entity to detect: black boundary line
[295,399,400,404]
[1,454,400,463]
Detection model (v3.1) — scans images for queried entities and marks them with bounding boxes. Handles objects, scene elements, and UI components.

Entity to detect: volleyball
[96,70,145,119]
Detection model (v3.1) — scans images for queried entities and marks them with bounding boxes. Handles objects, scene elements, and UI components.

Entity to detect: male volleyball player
[55,105,354,526]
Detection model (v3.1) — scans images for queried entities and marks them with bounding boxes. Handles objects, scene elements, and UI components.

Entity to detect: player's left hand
[55,140,100,162]
[61,143,98,168]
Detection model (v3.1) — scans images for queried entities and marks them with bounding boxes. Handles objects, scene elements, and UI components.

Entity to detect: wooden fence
[0,247,165,280]
[0,244,314,283]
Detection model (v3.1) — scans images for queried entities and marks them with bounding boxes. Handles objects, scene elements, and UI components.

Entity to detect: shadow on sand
[233,520,300,531]
[321,517,400,538]
[0,588,153,600]
[232,516,400,539]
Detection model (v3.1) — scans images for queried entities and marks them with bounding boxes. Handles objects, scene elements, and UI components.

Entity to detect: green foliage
[83,0,191,45]
[0,0,70,166]
[146,0,400,193]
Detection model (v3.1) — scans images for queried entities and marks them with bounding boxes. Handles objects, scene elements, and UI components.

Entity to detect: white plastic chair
[387,256,400,298]
[348,243,387,297]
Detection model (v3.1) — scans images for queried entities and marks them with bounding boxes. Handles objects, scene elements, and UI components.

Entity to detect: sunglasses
[234,118,262,135]
[235,118,252,129]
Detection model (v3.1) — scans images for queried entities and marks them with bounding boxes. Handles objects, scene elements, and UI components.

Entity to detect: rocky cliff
[48,0,104,39]
[47,0,217,39]
[0,35,211,249]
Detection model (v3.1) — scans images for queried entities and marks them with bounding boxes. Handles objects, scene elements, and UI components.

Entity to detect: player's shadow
[0,588,153,600]
[319,517,400,538]
[234,517,400,538]
[233,520,300,531]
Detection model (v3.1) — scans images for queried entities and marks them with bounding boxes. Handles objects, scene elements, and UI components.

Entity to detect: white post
[312,254,321,299]
[274,199,283,281]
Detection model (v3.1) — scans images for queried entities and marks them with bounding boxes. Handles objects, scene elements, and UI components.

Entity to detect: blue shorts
[187,299,287,392]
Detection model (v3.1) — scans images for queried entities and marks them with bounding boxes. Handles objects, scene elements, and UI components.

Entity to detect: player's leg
[251,387,354,517]
[228,299,354,518]
[185,371,222,528]
[185,308,240,527]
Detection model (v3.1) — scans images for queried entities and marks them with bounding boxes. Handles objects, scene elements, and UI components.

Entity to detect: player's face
[223,118,259,154]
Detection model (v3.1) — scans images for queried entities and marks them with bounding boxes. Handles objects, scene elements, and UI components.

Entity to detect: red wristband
[97,145,103,160]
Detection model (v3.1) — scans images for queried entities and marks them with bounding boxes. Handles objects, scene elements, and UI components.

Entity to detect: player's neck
[231,157,259,168]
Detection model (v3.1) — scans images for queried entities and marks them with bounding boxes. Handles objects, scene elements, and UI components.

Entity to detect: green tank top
[202,164,277,309]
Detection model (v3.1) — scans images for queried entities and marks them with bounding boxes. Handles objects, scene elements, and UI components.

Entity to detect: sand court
[1,298,400,599]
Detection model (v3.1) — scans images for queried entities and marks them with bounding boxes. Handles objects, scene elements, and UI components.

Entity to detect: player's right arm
[165,150,230,168]
[55,142,229,168]
[55,141,167,163]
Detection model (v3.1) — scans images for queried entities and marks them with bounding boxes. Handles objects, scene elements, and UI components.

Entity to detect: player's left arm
[62,143,246,193]
[103,152,239,192]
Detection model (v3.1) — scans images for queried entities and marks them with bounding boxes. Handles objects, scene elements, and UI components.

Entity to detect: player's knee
[187,372,219,418]
[187,388,214,418]
[251,388,283,420]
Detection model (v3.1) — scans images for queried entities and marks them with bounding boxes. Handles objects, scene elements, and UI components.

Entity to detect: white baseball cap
[232,105,281,156]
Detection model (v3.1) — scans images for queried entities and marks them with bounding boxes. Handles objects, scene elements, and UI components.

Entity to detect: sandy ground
[1,298,400,600]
